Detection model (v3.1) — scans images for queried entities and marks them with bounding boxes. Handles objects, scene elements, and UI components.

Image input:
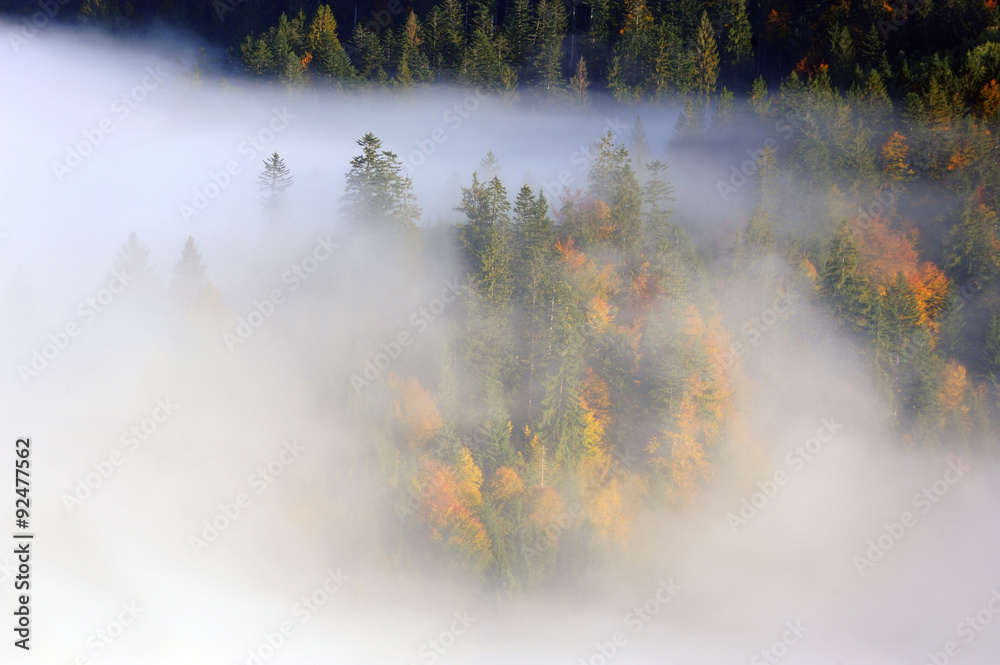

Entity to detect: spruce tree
[343,133,420,231]
[568,56,590,104]
[693,11,720,97]
[307,5,355,81]
[822,221,872,334]
[171,237,210,307]
[257,152,294,213]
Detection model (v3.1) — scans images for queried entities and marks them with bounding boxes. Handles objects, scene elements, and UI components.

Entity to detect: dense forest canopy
[5,1,1000,651]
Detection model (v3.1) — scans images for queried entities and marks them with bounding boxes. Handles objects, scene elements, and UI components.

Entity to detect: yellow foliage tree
[390,375,443,450]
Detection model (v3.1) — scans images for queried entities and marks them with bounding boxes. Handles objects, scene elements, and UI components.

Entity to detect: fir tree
[693,11,720,97]
[343,133,420,231]
[257,152,294,213]
[307,5,355,81]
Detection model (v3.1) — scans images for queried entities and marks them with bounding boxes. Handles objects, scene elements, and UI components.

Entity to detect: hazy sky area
[2,18,1000,665]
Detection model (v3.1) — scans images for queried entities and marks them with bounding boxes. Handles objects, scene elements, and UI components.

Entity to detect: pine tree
[343,133,420,231]
[945,201,1000,287]
[643,160,698,297]
[503,0,533,65]
[722,0,752,75]
[588,133,643,265]
[171,236,210,306]
[457,173,514,309]
[464,27,507,90]
[513,185,557,425]
[608,0,656,99]
[530,0,568,96]
[822,221,873,334]
[393,10,433,86]
[307,5,355,81]
[748,75,772,117]
[568,55,590,104]
[257,152,294,213]
[693,11,720,97]
[426,0,464,72]
[538,328,597,469]
[114,232,158,298]
[650,22,688,97]
[240,35,273,77]
[352,24,387,83]
[270,13,306,86]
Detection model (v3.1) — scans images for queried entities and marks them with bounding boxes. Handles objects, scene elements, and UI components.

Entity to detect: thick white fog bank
[1,18,999,665]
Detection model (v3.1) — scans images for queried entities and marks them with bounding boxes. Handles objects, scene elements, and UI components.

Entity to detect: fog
[2,19,999,665]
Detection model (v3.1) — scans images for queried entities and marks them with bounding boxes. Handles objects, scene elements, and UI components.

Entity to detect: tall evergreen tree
[822,221,873,334]
[530,0,568,96]
[171,236,211,307]
[693,11,720,97]
[257,152,294,213]
[307,5,355,81]
[343,133,420,231]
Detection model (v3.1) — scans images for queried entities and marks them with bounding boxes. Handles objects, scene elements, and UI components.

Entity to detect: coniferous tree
[352,24,388,82]
[530,0,568,96]
[257,152,294,213]
[270,13,306,86]
[513,185,557,425]
[945,201,1000,286]
[394,10,433,86]
[503,0,533,66]
[588,132,643,265]
[722,0,752,77]
[822,221,873,334]
[693,11,720,98]
[307,5,355,81]
[240,34,273,77]
[114,232,158,298]
[457,172,514,308]
[343,133,420,231]
[568,56,590,104]
[171,236,210,307]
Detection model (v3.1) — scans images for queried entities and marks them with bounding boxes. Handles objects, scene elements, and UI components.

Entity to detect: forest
[103,92,1000,593]
[4,0,1000,649]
